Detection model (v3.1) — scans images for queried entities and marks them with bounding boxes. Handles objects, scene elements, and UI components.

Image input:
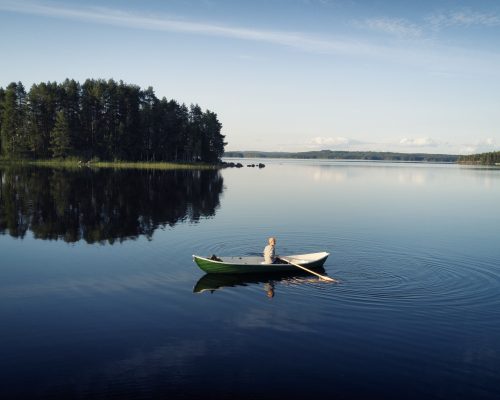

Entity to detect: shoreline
[0,159,222,170]
[1,158,498,169]
[224,156,457,165]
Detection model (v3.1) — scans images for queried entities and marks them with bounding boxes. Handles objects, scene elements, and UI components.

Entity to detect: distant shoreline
[224,157,456,164]
[225,150,500,166]
[224,150,460,163]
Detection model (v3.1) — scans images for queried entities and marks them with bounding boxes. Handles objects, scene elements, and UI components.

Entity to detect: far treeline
[225,150,459,163]
[457,151,500,165]
[0,79,226,162]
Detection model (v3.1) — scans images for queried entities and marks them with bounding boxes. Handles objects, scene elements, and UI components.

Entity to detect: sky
[0,0,499,154]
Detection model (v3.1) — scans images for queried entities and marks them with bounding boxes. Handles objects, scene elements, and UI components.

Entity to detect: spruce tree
[50,111,71,158]
[1,82,29,158]
[0,87,5,155]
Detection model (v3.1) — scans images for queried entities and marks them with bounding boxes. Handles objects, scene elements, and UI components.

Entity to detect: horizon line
[223,149,471,156]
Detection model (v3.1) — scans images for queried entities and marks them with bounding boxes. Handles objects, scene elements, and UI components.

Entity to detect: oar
[279,258,337,282]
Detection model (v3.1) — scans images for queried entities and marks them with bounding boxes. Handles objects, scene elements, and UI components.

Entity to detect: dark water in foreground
[0,160,499,399]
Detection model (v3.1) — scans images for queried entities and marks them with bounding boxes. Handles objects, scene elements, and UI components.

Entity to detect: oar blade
[281,257,337,283]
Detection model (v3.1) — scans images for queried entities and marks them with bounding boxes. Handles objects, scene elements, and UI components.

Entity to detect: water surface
[0,161,499,399]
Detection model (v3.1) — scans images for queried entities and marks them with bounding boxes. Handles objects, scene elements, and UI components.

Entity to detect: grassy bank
[0,158,221,170]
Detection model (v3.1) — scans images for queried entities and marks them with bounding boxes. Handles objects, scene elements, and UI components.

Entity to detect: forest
[0,79,226,163]
[458,151,500,165]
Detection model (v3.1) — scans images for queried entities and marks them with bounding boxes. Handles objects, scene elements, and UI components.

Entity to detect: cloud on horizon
[458,137,498,154]
[399,137,440,147]
[300,135,498,155]
[310,136,363,147]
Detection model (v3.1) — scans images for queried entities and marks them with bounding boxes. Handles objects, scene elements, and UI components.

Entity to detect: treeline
[458,151,500,165]
[225,150,459,162]
[0,79,226,162]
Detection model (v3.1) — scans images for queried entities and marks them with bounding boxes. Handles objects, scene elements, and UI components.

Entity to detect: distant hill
[224,150,459,163]
[458,151,500,165]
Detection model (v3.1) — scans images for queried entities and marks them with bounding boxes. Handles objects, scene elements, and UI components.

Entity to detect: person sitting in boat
[263,237,278,264]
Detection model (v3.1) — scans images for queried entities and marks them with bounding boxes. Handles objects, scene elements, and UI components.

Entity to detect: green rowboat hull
[193,252,329,274]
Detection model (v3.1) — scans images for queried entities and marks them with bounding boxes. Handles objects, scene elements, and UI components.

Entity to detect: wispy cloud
[236,308,317,332]
[355,17,422,38]
[358,8,500,37]
[1,0,500,77]
[427,9,500,29]
[0,0,381,57]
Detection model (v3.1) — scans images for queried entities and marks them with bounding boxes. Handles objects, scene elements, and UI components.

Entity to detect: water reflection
[0,167,223,243]
[193,271,324,298]
[309,163,431,185]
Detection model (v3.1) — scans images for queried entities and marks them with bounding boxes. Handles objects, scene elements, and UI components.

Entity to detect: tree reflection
[0,167,223,244]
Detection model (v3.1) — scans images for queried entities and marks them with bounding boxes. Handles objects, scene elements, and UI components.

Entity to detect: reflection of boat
[193,270,325,293]
[192,252,329,274]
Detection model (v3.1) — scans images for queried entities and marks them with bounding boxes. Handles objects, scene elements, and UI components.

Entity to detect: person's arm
[263,245,272,263]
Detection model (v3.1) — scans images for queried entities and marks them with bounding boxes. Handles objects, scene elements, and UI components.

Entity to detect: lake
[0,160,499,399]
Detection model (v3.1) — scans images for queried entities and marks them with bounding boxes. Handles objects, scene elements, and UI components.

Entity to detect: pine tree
[189,104,204,162]
[202,110,225,162]
[0,87,5,155]
[1,82,29,158]
[50,111,71,158]
[27,82,58,158]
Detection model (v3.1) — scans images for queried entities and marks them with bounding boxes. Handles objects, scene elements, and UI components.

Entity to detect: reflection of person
[264,282,275,298]
[263,237,278,264]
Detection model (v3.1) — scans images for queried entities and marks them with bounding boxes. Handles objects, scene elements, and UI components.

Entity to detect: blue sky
[0,0,499,154]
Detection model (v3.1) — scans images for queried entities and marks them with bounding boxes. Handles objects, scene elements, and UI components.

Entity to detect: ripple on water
[188,229,500,323]
[298,237,500,319]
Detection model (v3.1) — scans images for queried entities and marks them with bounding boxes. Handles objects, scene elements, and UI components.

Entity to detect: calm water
[0,160,499,399]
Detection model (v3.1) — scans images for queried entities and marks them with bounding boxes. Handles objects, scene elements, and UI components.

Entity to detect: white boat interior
[211,251,329,265]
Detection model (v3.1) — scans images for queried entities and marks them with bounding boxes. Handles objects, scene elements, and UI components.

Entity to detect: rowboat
[192,251,329,274]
